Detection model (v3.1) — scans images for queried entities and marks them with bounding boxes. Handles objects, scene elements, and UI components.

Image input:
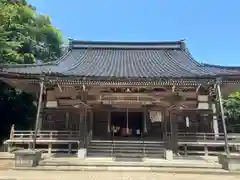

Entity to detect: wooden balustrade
[12,130,80,140]
[167,132,240,141]
[5,130,82,154]
[166,132,240,156]
[5,130,240,156]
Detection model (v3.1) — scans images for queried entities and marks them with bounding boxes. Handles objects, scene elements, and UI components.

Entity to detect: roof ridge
[69,40,185,49]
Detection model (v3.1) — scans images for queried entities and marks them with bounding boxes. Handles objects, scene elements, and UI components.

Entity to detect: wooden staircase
[87,140,165,159]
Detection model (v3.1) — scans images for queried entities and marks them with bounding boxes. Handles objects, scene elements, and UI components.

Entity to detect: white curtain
[185,116,190,127]
[149,111,162,123]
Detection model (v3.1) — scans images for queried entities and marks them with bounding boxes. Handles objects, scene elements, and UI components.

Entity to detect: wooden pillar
[107,110,111,139]
[90,111,94,132]
[212,99,219,137]
[164,111,169,142]
[142,106,148,138]
[184,144,188,156]
[82,86,89,148]
[144,106,148,134]
[37,94,44,131]
[163,111,168,141]
[216,81,229,155]
[204,144,208,156]
[78,112,83,139]
[33,80,44,150]
[83,108,87,148]
[170,111,179,154]
[65,112,69,130]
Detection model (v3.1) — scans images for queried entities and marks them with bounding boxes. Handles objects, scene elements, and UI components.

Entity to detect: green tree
[224,92,240,127]
[0,0,64,144]
[0,0,63,64]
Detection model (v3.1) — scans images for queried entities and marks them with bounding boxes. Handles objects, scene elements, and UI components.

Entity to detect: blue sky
[28,0,240,66]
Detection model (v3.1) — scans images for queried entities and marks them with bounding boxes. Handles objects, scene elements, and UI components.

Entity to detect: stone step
[14,165,226,174]
[37,158,222,170]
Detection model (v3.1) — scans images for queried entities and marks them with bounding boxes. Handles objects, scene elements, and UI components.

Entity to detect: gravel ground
[0,170,239,180]
[0,160,14,170]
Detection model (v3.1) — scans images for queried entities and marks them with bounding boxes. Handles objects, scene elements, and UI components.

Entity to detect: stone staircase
[87,140,165,159]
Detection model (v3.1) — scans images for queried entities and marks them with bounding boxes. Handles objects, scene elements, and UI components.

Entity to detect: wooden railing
[167,132,240,156]
[167,132,240,141]
[5,130,82,154]
[11,130,80,140]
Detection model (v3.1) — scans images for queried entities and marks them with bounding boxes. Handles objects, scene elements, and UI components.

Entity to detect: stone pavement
[39,155,221,168]
[0,170,240,180]
[0,160,13,170]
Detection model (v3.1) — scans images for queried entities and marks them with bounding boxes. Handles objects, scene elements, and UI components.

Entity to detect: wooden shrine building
[1,40,240,157]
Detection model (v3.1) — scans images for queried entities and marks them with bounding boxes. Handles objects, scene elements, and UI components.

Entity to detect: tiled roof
[1,40,240,79]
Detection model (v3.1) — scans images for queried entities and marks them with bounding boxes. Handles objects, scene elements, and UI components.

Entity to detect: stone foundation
[218,154,240,171]
[14,149,42,167]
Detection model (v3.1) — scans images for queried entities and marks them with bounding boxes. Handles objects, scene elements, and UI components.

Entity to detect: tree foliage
[224,91,240,126]
[0,81,36,143]
[0,0,63,64]
[0,0,64,144]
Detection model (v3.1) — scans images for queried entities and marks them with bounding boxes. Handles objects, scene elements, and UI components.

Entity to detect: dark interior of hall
[111,111,143,137]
